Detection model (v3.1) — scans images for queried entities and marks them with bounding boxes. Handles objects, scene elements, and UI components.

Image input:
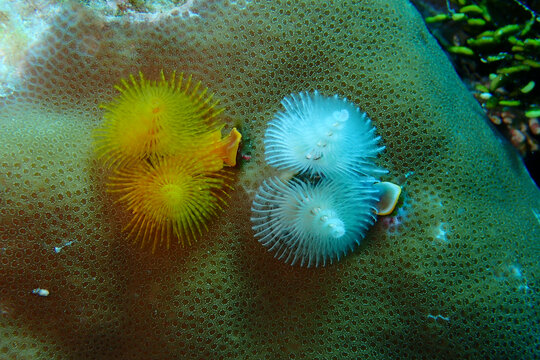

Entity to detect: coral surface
[0,0,539,359]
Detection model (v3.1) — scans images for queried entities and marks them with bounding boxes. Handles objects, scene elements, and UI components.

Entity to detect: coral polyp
[264,91,386,178]
[108,156,230,253]
[251,177,378,267]
[94,70,222,169]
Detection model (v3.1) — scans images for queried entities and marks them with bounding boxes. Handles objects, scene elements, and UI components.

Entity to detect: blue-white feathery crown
[251,91,387,267]
[251,177,378,267]
[264,91,386,178]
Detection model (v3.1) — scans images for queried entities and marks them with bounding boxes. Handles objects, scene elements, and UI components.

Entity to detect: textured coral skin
[0,1,539,359]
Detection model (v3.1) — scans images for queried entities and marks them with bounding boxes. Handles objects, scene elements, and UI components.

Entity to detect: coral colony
[251,92,401,267]
[94,70,241,252]
[1,2,539,358]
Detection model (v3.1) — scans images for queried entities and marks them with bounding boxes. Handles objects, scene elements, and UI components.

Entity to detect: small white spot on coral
[53,240,76,253]
[509,264,522,278]
[32,288,49,297]
[489,261,533,294]
[427,314,450,322]
[186,10,200,18]
[434,222,449,242]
